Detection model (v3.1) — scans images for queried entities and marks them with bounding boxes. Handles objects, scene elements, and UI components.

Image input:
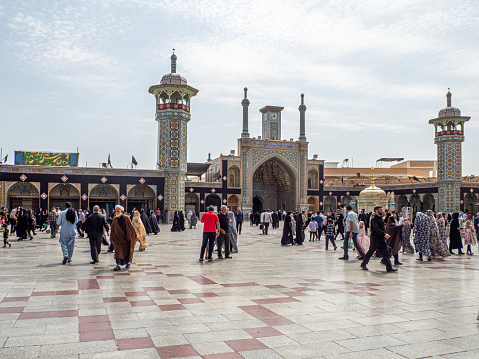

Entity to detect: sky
[1,0,478,175]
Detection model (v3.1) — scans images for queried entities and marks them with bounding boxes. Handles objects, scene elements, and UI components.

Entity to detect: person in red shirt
[200,206,219,262]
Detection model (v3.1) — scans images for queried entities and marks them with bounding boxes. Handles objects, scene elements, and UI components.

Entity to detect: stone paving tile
[334,334,407,351]
[386,341,466,358]
[191,341,235,356]
[323,348,411,359]
[274,342,351,358]
[2,225,479,358]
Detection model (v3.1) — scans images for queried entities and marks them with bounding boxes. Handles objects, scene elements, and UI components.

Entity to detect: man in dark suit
[360,205,397,272]
[82,205,110,264]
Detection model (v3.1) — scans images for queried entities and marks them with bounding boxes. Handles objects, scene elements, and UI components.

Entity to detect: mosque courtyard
[1,224,479,359]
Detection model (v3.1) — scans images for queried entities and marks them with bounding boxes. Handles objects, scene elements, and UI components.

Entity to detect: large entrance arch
[252,157,297,211]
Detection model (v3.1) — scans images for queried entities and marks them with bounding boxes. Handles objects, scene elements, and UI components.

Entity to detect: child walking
[463,220,475,255]
[325,219,337,250]
[3,224,11,248]
[309,218,318,242]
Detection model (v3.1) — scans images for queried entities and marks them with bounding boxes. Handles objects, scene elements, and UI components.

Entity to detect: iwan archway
[251,157,297,211]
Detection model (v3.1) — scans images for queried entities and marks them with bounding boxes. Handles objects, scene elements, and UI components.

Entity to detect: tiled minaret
[429,89,470,212]
[149,51,198,213]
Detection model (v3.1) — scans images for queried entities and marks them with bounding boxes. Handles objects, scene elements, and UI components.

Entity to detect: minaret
[241,87,250,138]
[298,93,307,141]
[429,89,470,213]
[148,51,198,213]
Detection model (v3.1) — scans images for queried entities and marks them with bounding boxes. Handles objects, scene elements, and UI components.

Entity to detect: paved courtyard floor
[1,223,479,359]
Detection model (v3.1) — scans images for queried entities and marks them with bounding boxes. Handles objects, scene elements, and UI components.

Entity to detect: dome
[438,89,460,117]
[438,107,461,118]
[359,184,386,197]
[161,73,187,85]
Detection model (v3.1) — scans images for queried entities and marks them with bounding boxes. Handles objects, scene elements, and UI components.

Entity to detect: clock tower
[259,106,284,140]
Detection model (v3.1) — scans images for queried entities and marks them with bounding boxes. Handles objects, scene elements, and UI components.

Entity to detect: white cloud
[0,0,478,173]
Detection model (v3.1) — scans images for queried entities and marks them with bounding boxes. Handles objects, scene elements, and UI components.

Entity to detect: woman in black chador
[295,212,304,245]
[281,212,293,246]
[179,211,185,231]
[254,212,260,226]
[170,211,180,232]
[140,209,152,235]
[148,210,160,235]
[449,212,464,255]
[16,209,29,240]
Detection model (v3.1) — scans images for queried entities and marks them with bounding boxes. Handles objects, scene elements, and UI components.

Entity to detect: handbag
[259,224,263,230]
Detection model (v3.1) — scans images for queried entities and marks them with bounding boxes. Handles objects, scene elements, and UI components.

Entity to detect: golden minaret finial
[371,166,375,185]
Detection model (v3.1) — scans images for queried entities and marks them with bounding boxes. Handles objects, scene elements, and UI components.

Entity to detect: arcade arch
[464,193,478,214]
[7,182,40,211]
[308,196,318,212]
[185,192,199,215]
[308,170,318,189]
[127,185,155,213]
[205,193,221,212]
[227,195,240,213]
[49,183,80,210]
[89,184,118,214]
[422,193,435,212]
[409,194,421,214]
[323,196,336,214]
[228,166,240,188]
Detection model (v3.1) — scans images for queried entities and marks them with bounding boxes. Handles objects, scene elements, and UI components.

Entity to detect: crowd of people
[2,203,478,273]
[276,205,478,272]
[0,204,162,268]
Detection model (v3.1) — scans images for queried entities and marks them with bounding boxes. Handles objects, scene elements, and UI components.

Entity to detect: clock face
[271,112,277,120]
[263,113,268,121]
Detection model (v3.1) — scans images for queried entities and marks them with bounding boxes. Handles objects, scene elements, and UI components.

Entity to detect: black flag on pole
[132,156,138,166]
[107,154,112,168]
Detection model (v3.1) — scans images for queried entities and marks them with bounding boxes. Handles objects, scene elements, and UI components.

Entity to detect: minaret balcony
[435,130,463,137]
[157,103,190,112]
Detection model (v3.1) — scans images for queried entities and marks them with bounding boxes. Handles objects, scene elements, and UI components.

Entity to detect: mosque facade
[1,54,478,217]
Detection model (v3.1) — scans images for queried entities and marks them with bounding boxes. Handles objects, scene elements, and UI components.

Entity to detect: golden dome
[359,184,386,197]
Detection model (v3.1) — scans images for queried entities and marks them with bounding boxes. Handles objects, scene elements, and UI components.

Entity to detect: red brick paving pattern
[1,296,29,302]
[0,307,25,314]
[78,279,100,290]
[130,300,157,307]
[204,353,243,359]
[102,297,128,303]
[117,337,155,350]
[244,326,283,338]
[19,309,78,319]
[79,315,114,342]
[225,338,268,351]
[156,344,199,358]
[158,304,187,311]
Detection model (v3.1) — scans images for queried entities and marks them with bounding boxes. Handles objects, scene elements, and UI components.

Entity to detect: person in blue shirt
[55,202,78,265]
[314,212,323,240]
[339,205,365,260]
[235,208,243,234]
